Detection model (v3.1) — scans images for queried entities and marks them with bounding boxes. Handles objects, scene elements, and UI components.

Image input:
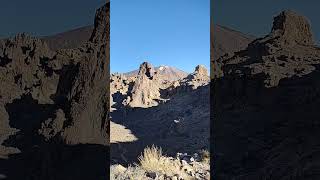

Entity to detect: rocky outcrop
[110,62,210,167]
[271,10,314,46]
[128,62,161,108]
[180,65,210,90]
[213,10,320,180]
[0,3,109,180]
[59,3,109,145]
[111,62,210,109]
[124,65,187,82]
[215,10,320,87]
[111,151,210,180]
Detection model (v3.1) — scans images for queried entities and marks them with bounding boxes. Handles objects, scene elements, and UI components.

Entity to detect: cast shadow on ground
[212,66,320,179]
[0,93,109,180]
[110,85,210,166]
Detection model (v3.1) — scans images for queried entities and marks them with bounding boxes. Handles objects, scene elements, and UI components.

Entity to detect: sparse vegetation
[138,145,182,177]
[199,149,210,164]
[111,145,210,180]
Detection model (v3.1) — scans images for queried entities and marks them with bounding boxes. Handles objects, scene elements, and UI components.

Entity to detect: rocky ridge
[0,3,109,180]
[110,62,210,179]
[124,65,188,82]
[215,10,320,86]
[213,10,320,180]
[111,62,209,108]
[211,24,255,78]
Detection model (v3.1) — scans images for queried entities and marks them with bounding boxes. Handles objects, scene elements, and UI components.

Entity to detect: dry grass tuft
[199,149,210,164]
[138,145,182,177]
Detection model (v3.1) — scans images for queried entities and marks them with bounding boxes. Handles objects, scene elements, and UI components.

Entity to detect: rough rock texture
[116,62,209,108]
[213,10,320,180]
[59,3,109,145]
[128,62,162,108]
[215,10,320,86]
[110,62,210,167]
[0,3,109,180]
[165,65,210,93]
[271,10,314,46]
[111,152,210,180]
[110,73,134,110]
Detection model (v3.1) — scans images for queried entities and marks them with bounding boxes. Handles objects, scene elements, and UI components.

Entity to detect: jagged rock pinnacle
[271,10,314,46]
[194,65,208,76]
[138,61,155,79]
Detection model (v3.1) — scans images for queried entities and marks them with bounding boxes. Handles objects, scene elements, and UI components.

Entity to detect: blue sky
[0,0,105,37]
[213,0,320,43]
[111,0,210,73]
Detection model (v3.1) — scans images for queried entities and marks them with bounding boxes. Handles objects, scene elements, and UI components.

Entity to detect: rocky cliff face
[0,3,109,180]
[213,10,320,180]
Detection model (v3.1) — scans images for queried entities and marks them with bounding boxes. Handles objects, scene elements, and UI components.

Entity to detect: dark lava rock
[0,3,109,180]
[213,10,320,180]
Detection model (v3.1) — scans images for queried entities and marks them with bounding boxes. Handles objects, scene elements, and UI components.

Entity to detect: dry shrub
[138,145,182,177]
[199,149,210,164]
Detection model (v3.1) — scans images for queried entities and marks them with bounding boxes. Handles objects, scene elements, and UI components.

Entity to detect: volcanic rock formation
[128,62,162,108]
[0,3,109,180]
[124,65,188,82]
[213,10,320,180]
[110,62,210,167]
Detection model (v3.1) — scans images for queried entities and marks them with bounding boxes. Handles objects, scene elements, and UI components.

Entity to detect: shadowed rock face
[42,26,94,51]
[215,10,320,86]
[211,24,255,79]
[213,10,320,180]
[271,10,314,46]
[0,3,109,180]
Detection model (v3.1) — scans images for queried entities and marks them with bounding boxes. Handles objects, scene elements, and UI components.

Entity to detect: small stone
[172,176,178,180]
[146,172,157,179]
[112,164,127,173]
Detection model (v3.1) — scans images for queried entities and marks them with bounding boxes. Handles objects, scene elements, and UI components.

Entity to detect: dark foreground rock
[213,10,320,180]
[0,3,109,180]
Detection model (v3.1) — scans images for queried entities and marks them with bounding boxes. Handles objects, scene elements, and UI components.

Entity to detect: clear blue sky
[0,0,105,38]
[212,0,320,44]
[111,0,210,73]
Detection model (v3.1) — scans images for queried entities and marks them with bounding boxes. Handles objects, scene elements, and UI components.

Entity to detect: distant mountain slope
[212,24,255,60]
[42,25,93,51]
[124,65,188,82]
